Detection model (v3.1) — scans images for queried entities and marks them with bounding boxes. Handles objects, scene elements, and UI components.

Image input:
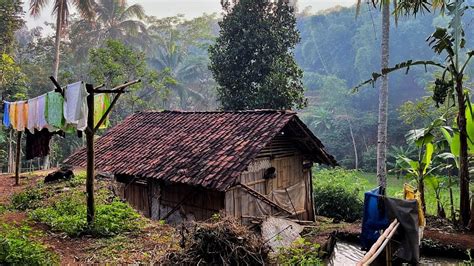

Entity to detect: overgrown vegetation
[0,224,58,265]
[313,168,463,218]
[313,168,364,222]
[275,237,323,265]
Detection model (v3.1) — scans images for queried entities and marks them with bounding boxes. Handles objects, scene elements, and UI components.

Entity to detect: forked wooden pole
[85,84,95,225]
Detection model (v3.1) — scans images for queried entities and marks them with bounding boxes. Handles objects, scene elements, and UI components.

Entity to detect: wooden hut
[65,110,336,224]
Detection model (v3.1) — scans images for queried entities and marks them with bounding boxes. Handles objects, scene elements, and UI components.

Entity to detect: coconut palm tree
[29,0,95,79]
[356,0,393,191]
[71,0,147,51]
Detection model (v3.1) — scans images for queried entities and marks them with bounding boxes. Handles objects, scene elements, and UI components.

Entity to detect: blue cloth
[360,186,389,250]
[2,102,10,128]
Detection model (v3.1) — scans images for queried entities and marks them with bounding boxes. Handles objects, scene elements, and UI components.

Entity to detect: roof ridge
[137,109,297,114]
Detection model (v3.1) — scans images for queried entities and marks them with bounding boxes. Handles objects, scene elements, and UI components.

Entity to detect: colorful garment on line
[37,95,48,130]
[63,81,88,131]
[3,102,10,128]
[9,102,17,130]
[94,94,111,129]
[15,101,28,131]
[27,97,38,132]
[46,91,65,129]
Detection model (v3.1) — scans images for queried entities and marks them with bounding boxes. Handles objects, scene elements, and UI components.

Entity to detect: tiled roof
[64,110,336,191]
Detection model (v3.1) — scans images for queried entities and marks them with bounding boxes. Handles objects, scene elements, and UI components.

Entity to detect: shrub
[10,189,42,211]
[0,224,58,265]
[30,196,144,237]
[276,237,323,265]
[313,185,363,222]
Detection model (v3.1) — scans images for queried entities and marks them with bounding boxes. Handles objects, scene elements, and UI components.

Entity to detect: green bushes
[313,168,364,222]
[0,224,58,265]
[276,237,323,265]
[30,196,144,237]
[10,189,43,211]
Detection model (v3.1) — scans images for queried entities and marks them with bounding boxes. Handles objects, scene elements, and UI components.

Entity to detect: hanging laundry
[46,91,64,129]
[27,97,38,132]
[37,94,48,130]
[25,128,52,160]
[63,81,88,131]
[9,102,17,130]
[94,94,111,129]
[15,101,28,131]
[2,102,10,128]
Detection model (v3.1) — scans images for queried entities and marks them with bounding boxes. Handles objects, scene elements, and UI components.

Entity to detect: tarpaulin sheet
[383,197,420,263]
[360,187,389,250]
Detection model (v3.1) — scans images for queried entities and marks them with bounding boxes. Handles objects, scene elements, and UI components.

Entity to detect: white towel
[37,94,48,130]
[27,97,38,132]
[63,81,88,131]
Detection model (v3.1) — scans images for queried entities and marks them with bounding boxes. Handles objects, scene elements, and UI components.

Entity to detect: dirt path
[0,171,50,204]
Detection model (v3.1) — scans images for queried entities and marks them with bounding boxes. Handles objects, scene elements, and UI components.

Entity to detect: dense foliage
[0,224,59,265]
[313,168,364,222]
[209,0,306,110]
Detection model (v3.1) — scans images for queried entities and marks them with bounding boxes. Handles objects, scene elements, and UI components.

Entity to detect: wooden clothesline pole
[85,79,141,226]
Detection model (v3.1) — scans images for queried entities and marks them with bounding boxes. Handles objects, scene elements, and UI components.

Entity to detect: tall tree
[0,0,25,54]
[356,0,394,191]
[71,0,147,53]
[29,0,95,79]
[209,0,306,110]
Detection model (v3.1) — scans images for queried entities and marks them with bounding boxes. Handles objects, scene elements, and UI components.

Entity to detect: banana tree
[396,118,444,212]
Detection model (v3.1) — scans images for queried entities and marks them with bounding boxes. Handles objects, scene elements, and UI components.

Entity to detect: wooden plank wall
[157,183,224,222]
[226,132,315,222]
[123,182,150,217]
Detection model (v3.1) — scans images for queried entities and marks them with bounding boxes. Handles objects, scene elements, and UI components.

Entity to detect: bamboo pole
[357,219,400,266]
[85,84,95,225]
[14,131,22,185]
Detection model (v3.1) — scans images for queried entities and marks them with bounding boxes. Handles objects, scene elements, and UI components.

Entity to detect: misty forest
[0,0,473,264]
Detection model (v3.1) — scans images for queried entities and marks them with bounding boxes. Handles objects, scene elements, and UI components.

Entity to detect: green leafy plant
[276,237,323,265]
[10,189,43,211]
[313,185,363,222]
[30,196,143,237]
[0,224,58,265]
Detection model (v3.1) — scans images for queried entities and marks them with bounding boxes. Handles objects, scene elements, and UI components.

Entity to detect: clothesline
[2,81,111,134]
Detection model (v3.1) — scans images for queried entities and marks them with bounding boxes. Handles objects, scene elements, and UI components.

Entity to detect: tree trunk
[450,185,456,223]
[377,3,390,191]
[44,3,64,170]
[456,75,471,227]
[348,120,358,170]
[418,175,426,214]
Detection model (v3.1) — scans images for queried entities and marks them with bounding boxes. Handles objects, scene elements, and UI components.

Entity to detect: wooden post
[14,131,22,185]
[85,84,95,225]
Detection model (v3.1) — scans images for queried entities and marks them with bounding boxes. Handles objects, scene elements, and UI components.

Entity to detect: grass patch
[313,168,463,217]
[0,224,58,265]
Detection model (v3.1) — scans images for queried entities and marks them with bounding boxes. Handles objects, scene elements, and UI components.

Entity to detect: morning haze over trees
[0,0,473,264]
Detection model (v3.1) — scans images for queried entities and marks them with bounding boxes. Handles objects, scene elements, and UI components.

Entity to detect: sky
[24,0,355,30]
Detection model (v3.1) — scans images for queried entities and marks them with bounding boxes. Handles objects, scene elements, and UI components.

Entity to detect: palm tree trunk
[45,1,64,170]
[377,3,390,191]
